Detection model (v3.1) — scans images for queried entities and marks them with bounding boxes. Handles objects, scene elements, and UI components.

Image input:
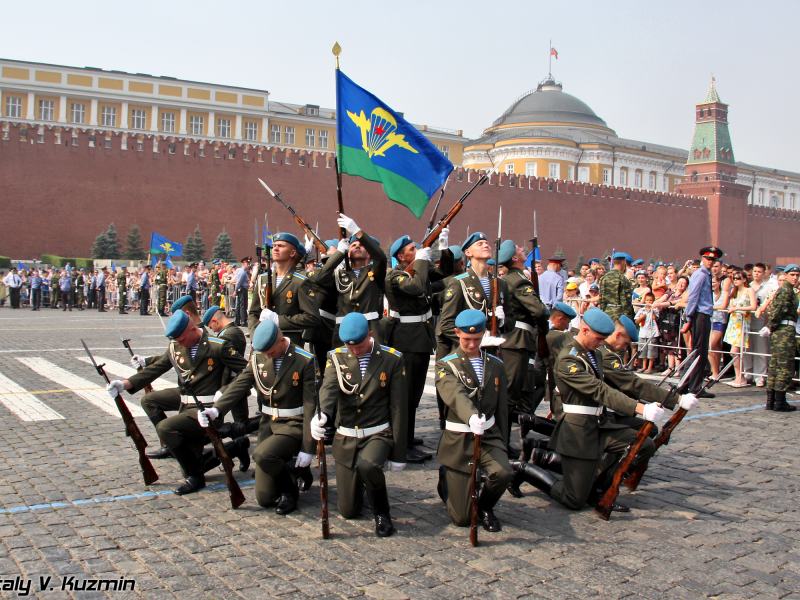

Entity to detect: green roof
[702,79,721,104]
[687,121,735,165]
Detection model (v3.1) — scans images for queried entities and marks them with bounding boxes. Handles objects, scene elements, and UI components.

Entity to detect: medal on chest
[292,371,299,386]
[380,372,387,387]
[345,372,352,380]
[207,358,213,371]
[286,290,293,304]
[369,271,375,282]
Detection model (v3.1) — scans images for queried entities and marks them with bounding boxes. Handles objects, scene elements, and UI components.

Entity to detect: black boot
[171,445,205,495]
[230,437,251,472]
[766,389,775,411]
[520,437,551,463]
[292,465,313,492]
[437,465,449,504]
[507,469,525,498]
[274,467,300,515]
[406,444,432,464]
[146,445,173,459]
[216,421,246,440]
[586,456,629,512]
[511,461,558,495]
[477,485,503,532]
[774,391,797,412]
[517,412,556,437]
[531,448,563,474]
[366,486,395,537]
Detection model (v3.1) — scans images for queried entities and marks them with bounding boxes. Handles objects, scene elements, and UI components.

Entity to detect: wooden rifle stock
[595,422,653,520]
[333,156,351,271]
[272,192,329,254]
[469,431,481,547]
[318,438,330,539]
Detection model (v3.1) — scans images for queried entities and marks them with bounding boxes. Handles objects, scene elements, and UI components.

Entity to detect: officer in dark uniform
[765,264,800,412]
[75,268,85,310]
[117,265,128,314]
[202,305,249,424]
[435,309,512,532]
[96,267,108,312]
[311,313,407,537]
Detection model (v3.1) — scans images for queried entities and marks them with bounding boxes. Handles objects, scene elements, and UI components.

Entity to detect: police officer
[117,265,128,314]
[202,306,249,424]
[155,262,169,316]
[600,252,634,322]
[232,257,251,327]
[75,268,85,310]
[106,312,250,494]
[186,262,199,303]
[59,269,72,311]
[435,309,512,532]
[311,313,407,537]
[763,264,800,412]
[204,320,317,514]
[96,267,108,312]
[138,265,151,315]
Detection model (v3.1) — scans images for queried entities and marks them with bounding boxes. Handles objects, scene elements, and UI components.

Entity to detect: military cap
[497,240,516,264]
[583,308,615,335]
[624,253,633,264]
[784,264,800,274]
[189,262,198,268]
[589,282,600,291]
[101,266,108,271]
[297,244,307,257]
[165,311,190,339]
[339,313,369,345]
[448,245,464,261]
[589,258,601,264]
[699,246,723,260]
[120,264,128,269]
[201,305,220,327]
[273,232,302,252]
[213,260,220,265]
[79,268,85,272]
[618,315,639,342]
[548,256,566,263]
[455,309,487,334]
[461,232,488,252]
[552,301,577,319]
[144,264,151,270]
[171,295,193,312]
[241,256,252,263]
[324,239,338,250]
[656,261,666,267]
[775,267,785,273]
[198,260,205,264]
[390,235,414,258]
[9,267,16,273]
[612,252,627,260]
[632,259,644,266]
[487,259,496,266]
[635,270,647,277]
[252,319,279,351]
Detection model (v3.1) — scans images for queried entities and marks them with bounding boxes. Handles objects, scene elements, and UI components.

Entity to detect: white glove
[303,235,314,253]
[760,326,771,338]
[337,238,350,254]
[387,461,405,472]
[480,335,506,348]
[213,390,223,403]
[641,403,665,423]
[296,451,314,468]
[416,247,432,262]
[438,226,449,250]
[259,308,279,326]
[130,355,146,369]
[469,413,487,435]
[197,407,219,427]
[337,214,359,236]
[493,305,505,326]
[678,393,699,411]
[106,380,125,398]
[310,413,327,441]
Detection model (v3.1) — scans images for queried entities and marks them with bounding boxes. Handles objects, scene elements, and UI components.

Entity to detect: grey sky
[4,0,797,172]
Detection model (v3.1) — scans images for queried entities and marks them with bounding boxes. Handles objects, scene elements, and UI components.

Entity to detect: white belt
[337,422,389,438]
[320,309,337,321]
[445,416,496,433]
[262,406,304,418]
[780,320,797,327]
[389,309,432,323]
[336,311,379,324]
[515,322,534,333]
[561,404,603,416]
[181,395,216,405]
[529,358,537,366]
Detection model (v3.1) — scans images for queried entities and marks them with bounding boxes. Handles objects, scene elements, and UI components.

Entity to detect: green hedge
[74,258,94,270]
[40,254,92,268]
[0,256,10,270]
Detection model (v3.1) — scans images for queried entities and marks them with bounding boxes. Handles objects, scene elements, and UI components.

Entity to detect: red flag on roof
[550,47,558,58]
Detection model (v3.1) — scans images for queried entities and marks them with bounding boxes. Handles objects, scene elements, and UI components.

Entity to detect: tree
[91,230,111,259]
[124,223,147,260]
[183,225,206,262]
[575,252,585,269]
[212,229,235,262]
[105,223,122,260]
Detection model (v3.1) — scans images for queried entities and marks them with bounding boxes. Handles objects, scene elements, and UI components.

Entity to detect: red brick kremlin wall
[1,124,796,264]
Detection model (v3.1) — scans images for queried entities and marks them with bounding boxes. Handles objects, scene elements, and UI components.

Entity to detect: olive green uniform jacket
[599,269,634,321]
[248,266,321,345]
[503,267,548,352]
[599,345,676,409]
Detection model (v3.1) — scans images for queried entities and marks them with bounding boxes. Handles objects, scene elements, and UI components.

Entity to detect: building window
[548,163,560,179]
[70,103,86,124]
[39,100,55,121]
[578,167,589,182]
[217,118,231,138]
[284,126,295,145]
[791,194,796,210]
[244,121,258,141]
[101,106,117,127]
[5,96,22,118]
[757,189,764,205]
[702,148,710,159]
[675,178,681,185]
[526,162,538,178]
[440,145,450,159]
[305,128,315,147]
[648,174,655,189]
[634,172,642,188]
[319,130,329,149]
[603,168,611,183]
[619,170,627,186]
[271,124,281,144]
[567,165,574,181]
[161,112,175,133]
[505,163,515,175]
[137,140,143,152]
[72,132,78,146]
[131,109,147,130]
[663,176,669,191]
[105,137,111,149]
[190,115,204,136]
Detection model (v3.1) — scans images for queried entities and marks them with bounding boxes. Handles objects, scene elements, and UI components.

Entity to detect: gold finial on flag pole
[332,42,342,69]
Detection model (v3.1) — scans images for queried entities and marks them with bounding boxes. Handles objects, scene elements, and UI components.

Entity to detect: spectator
[634,291,660,373]
[724,268,756,387]
[632,271,651,306]
[579,269,597,299]
[654,275,688,371]
[709,275,730,378]
[745,263,775,386]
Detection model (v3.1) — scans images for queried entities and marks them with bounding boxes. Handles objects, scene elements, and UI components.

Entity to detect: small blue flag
[265,230,274,248]
[524,248,541,268]
[149,232,183,256]
[111,263,116,272]
[165,256,174,268]
[17,261,25,271]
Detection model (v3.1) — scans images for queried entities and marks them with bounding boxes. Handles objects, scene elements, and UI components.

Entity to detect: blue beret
[340,313,369,345]
[213,260,220,265]
[448,245,464,261]
[487,259,496,266]
[583,308,615,335]
[79,268,85,271]
[390,235,413,258]
[552,301,577,319]
[632,259,644,266]
[252,319,279,351]
[325,239,338,250]
[589,258,600,264]
[455,309,486,334]
[273,232,302,252]
[612,252,627,260]
[775,267,785,273]
[784,264,800,274]
[171,295,193,312]
[297,244,307,257]
[635,270,647,277]
[618,315,639,342]
[624,253,633,264]
[497,240,516,264]
[201,305,220,327]
[165,311,190,339]
[461,232,488,252]
[349,235,380,247]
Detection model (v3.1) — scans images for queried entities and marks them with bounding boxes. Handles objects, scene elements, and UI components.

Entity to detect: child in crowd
[635,291,660,373]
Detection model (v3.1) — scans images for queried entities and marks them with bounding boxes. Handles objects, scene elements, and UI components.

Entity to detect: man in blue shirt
[95,267,108,312]
[59,269,73,311]
[29,269,43,311]
[682,246,723,398]
[139,265,152,315]
[538,257,565,306]
[234,257,251,326]
[185,262,198,303]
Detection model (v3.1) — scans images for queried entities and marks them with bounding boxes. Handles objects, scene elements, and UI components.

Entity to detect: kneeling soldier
[436,309,512,532]
[311,313,407,537]
[200,320,317,514]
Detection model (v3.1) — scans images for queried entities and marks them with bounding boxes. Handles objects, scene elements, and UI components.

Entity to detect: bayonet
[113,318,152,392]
[424,179,449,239]
[258,178,327,253]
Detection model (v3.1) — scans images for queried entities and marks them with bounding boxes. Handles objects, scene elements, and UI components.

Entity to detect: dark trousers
[187,289,197,303]
[31,288,41,309]
[9,287,20,308]
[87,289,95,308]
[97,287,106,311]
[253,431,301,508]
[444,446,512,526]
[235,288,248,326]
[687,313,711,393]
[61,289,71,310]
[139,288,150,315]
[403,351,431,444]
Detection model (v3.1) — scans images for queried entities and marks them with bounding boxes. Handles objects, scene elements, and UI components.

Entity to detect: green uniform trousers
[156,406,223,476]
[521,362,547,415]
[140,388,182,427]
[118,289,126,311]
[612,414,659,437]
[403,351,431,444]
[158,287,167,312]
[253,429,301,508]
[768,327,795,392]
[335,436,392,519]
[444,445,513,527]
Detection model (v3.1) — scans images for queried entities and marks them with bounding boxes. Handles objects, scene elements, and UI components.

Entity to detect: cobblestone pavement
[0,310,798,600]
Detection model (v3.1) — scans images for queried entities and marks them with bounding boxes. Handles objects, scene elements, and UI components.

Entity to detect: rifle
[625,335,653,368]
[166,353,245,509]
[254,218,263,279]
[490,207,501,338]
[264,212,274,310]
[424,179,449,239]
[113,319,153,394]
[258,178,328,254]
[469,350,487,547]
[316,396,330,538]
[623,354,736,491]
[529,211,550,360]
[595,352,700,520]
[333,156,351,271]
[81,339,159,486]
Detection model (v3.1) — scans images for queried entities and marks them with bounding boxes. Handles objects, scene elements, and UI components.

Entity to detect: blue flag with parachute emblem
[149,232,182,257]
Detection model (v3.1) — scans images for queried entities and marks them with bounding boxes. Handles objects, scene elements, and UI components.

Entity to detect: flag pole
[332,41,350,270]
[549,39,552,78]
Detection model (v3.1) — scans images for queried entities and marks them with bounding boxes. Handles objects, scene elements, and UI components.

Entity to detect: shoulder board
[443,354,458,361]
[330,347,348,354]
[294,347,313,359]
[455,273,470,280]
[251,350,260,355]
[380,345,402,356]
[569,347,578,356]
[293,273,307,281]
[488,354,503,363]
[208,337,224,344]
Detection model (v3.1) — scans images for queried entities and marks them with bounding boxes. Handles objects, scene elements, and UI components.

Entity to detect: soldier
[49,267,60,309]
[384,229,452,463]
[106,311,251,494]
[247,233,320,347]
[75,268,85,310]
[154,262,169,316]
[435,309,512,532]
[599,252,634,322]
[208,261,221,308]
[763,264,800,412]
[319,214,388,345]
[203,319,316,514]
[201,305,250,425]
[305,241,340,375]
[311,313,407,537]
[171,295,203,326]
[117,265,128,314]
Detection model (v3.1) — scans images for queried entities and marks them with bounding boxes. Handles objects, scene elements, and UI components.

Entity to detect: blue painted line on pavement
[673,399,799,421]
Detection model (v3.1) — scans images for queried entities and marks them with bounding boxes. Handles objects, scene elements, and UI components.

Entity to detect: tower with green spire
[685,78,737,182]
